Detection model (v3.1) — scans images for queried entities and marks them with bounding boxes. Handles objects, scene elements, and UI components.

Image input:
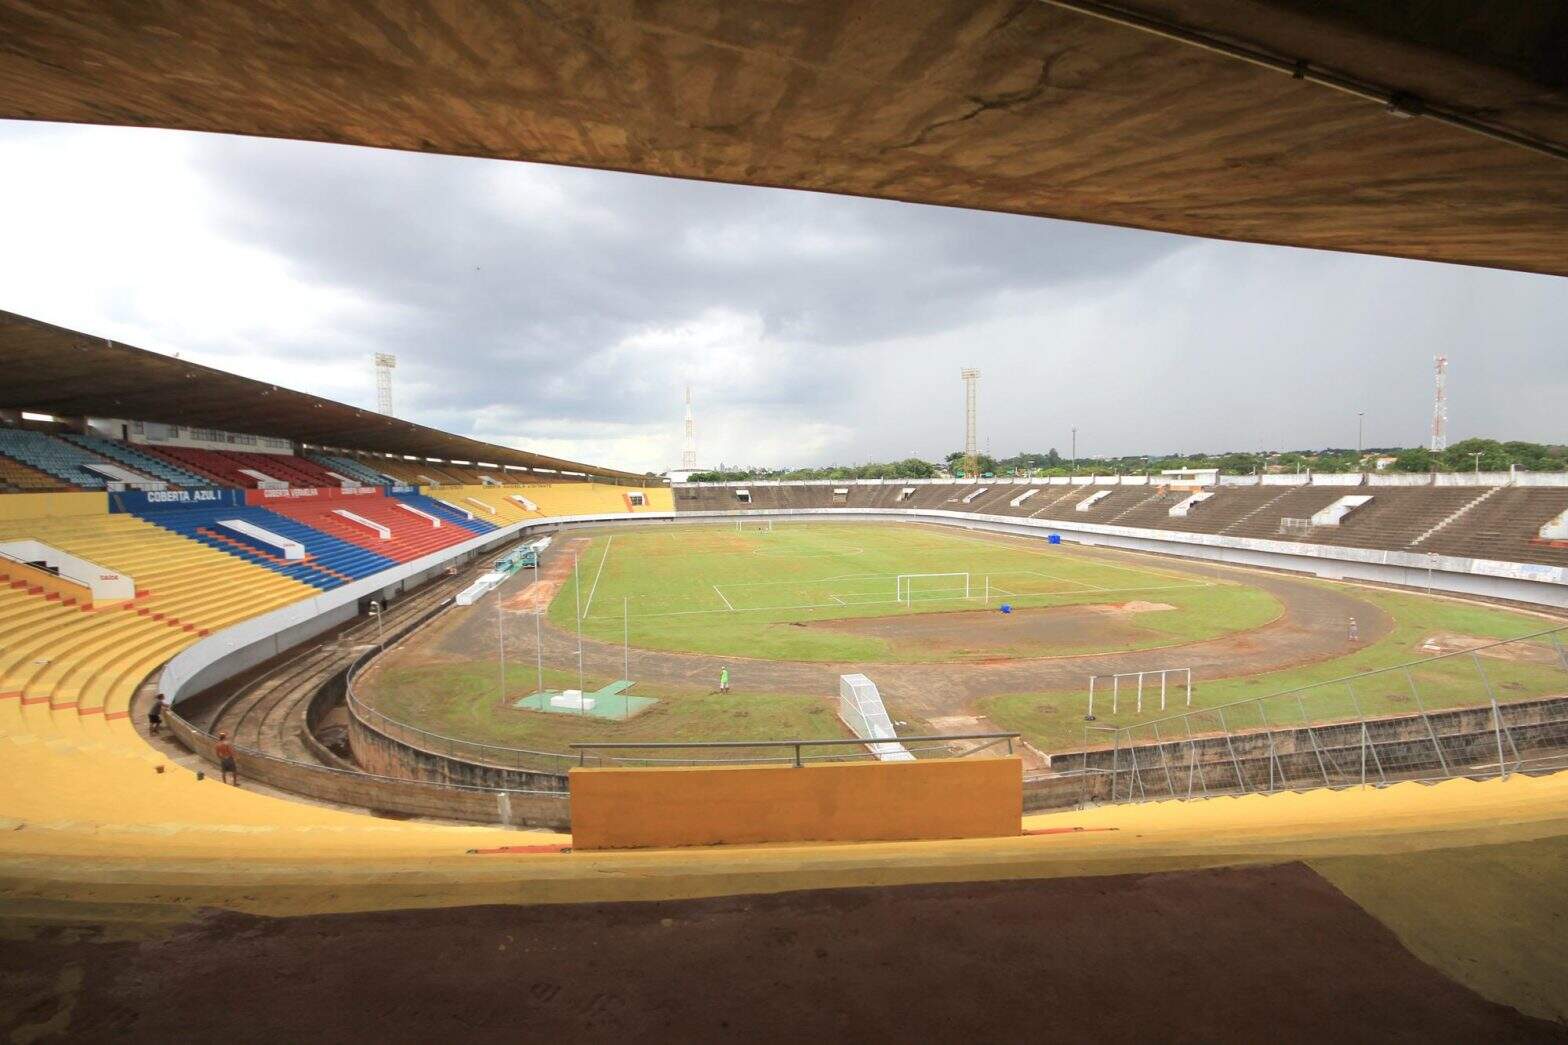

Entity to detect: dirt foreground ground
[2,862,1559,1043]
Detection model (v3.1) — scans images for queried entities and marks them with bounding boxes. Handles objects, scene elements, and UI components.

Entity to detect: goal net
[895,572,971,606]
[735,518,774,533]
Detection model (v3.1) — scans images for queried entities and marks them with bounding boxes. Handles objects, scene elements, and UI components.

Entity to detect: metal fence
[1077,625,1568,803]
[569,733,1019,769]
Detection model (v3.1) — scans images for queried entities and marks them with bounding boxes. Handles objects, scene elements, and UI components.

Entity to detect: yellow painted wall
[0,490,106,520]
[570,757,1023,850]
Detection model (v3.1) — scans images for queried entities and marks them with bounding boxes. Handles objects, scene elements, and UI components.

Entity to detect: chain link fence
[1073,625,1568,803]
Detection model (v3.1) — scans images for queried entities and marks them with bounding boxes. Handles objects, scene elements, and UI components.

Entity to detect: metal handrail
[569,732,1019,767]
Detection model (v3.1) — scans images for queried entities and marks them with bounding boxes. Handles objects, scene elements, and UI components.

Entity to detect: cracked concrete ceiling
[0,0,1563,275]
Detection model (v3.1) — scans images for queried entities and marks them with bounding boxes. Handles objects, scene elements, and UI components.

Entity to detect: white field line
[580,536,613,619]
[712,583,736,611]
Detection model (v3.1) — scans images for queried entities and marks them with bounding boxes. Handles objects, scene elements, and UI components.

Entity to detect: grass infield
[546,522,1279,663]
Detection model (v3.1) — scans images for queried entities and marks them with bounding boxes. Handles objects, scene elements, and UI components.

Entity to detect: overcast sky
[1,120,1564,472]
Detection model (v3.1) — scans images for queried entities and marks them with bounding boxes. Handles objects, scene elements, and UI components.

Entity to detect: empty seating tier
[306,453,395,485]
[261,495,487,563]
[0,512,315,719]
[138,446,345,488]
[0,428,153,490]
[132,503,399,587]
[64,432,212,488]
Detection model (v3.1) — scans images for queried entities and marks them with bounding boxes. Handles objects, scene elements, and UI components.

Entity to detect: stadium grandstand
[1,1,1566,1039]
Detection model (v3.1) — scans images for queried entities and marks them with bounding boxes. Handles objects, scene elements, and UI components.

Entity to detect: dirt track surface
[4,863,1559,1043]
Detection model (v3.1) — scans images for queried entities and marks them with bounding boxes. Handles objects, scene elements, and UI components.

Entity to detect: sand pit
[503,537,590,612]
[1417,633,1564,666]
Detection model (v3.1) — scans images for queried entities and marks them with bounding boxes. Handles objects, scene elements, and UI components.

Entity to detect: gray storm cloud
[1,120,1564,471]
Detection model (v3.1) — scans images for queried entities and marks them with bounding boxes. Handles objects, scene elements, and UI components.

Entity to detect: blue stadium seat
[132,504,398,589]
[307,453,395,485]
[0,428,121,489]
[392,491,499,534]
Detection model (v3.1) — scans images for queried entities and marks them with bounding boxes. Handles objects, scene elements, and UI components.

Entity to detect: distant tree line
[685,439,1566,482]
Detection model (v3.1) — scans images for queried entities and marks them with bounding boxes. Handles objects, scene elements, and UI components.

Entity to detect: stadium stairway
[133,504,398,588]
[62,432,212,488]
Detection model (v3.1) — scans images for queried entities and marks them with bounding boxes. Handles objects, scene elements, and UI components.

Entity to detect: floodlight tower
[961,368,981,476]
[681,385,698,471]
[1430,355,1448,452]
[374,353,397,416]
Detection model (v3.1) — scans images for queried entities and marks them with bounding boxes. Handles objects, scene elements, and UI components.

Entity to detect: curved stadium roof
[0,310,651,482]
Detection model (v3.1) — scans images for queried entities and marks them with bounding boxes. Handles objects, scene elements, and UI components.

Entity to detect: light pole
[369,600,383,650]
[1471,451,1482,477]
[1357,411,1364,460]
[1071,427,1077,475]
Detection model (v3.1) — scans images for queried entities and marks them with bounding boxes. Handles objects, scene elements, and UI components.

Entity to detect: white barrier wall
[0,539,136,601]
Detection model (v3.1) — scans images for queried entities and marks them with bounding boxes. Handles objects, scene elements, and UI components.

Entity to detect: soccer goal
[895,572,971,606]
[735,518,774,533]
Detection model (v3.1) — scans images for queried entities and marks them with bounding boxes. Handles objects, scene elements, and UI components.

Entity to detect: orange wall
[569,757,1022,850]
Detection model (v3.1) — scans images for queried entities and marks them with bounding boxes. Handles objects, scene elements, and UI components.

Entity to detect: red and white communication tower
[1430,355,1448,452]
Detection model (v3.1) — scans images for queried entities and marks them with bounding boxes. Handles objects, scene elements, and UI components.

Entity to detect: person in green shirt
[719,666,730,693]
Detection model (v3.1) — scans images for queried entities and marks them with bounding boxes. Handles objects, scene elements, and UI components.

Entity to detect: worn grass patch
[984,587,1565,751]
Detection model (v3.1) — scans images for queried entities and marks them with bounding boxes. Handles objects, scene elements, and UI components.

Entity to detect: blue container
[1048,534,1061,545]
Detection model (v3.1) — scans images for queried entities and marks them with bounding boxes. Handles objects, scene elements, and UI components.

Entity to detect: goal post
[735,518,774,533]
[1085,667,1192,720]
[895,572,971,606]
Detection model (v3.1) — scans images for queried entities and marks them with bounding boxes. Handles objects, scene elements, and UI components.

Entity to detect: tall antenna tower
[1430,355,1448,452]
[374,353,397,416]
[681,385,697,470]
[960,368,981,476]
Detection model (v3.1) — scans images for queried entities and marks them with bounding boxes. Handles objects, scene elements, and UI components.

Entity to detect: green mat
[513,679,657,719]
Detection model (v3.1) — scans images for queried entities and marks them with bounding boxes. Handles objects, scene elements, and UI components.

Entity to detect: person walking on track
[719,666,730,694]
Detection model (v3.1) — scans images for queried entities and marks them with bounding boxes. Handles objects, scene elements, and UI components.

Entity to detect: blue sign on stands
[108,488,245,513]
[1048,534,1061,545]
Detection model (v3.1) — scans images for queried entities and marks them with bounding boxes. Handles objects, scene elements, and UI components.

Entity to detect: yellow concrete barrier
[570,757,1023,850]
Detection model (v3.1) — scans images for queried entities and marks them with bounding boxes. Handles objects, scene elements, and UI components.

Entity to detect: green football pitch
[546,522,1280,663]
